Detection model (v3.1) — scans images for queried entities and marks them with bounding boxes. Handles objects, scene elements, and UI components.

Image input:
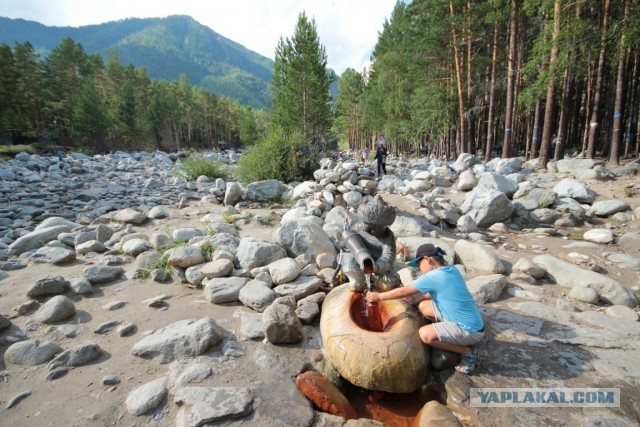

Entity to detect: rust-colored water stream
[343,384,439,427]
[352,291,385,332]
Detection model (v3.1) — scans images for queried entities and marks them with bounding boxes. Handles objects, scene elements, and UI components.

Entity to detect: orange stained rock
[295,371,357,420]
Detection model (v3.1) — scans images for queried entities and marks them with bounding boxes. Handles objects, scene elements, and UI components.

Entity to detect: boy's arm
[366,285,420,303]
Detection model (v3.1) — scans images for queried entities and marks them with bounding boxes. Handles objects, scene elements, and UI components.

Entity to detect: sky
[0,0,399,75]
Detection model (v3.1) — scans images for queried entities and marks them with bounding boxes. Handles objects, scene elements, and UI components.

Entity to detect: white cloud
[0,0,396,74]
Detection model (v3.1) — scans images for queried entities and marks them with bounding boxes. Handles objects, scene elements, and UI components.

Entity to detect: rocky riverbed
[1,150,639,426]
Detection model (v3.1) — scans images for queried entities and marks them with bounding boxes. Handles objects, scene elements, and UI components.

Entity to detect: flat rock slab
[542,324,635,350]
[29,247,76,264]
[131,318,224,363]
[174,386,253,427]
[574,311,640,338]
[507,302,574,325]
[589,348,640,379]
[533,255,638,307]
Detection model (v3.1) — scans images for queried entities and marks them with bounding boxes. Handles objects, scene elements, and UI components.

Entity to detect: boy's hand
[365,292,380,304]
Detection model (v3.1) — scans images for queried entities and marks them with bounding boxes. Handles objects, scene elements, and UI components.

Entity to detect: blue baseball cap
[406,244,441,268]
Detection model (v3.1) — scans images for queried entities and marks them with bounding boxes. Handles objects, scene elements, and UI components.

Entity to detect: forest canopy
[0,38,266,153]
[334,0,640,166]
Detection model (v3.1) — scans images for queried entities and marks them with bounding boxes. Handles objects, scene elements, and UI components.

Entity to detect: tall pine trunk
[531,99,542,159]
[609,0,630,166]
[450,1,466,154]
[586,0,611,159]
[555,69,572,160]
[625,53,639,158]
[538,0,561,168]
[502,0,518,158]
[465,0,474,154]
[485,23,498,162]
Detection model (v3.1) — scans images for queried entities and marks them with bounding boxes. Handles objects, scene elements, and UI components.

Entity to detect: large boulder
[450,153,481,173]
[125,378,168,416]
[461,188,513,228]
[466,274,507,304]
[246,179,286,201]
[8,225,71,256]
[165,246,205,268]
[556,158,604,173]
[224,181,243,206]
[239,280,276,312]
[35,295,76,323]
[272,219,337,259]
[457,170,478,191]
[4,340,62,366]
[27,275,69,298]
[533,255,638,307]
[477,173,518,198]
[262,296,303,344]
[589,200,630,217]
[204,277,250,304]
[552,179,597,204]
[267,258,302,285]
[131,318,224,363]
[236,237,286,270]
[390,215,423,237]
[113,208,147,225]
[454,240,505,274]
[174,386,254,426]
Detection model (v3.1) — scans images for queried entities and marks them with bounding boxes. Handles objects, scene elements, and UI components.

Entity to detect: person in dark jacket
[374,141,387,178]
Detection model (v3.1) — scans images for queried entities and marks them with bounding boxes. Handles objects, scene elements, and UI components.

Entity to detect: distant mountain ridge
[0,15,274,109]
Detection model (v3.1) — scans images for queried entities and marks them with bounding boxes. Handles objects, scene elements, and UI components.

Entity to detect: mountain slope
[0,15,274,109]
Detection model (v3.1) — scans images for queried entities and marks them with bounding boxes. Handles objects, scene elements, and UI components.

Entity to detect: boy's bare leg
[417,299,436,321]
[418,324,471,355]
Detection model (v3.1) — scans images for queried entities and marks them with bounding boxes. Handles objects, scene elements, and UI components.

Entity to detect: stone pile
[1,148,640,426]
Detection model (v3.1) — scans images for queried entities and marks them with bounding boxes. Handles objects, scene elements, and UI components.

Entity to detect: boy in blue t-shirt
[365,243,485,374]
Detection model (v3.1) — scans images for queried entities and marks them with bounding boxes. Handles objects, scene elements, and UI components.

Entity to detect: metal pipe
[342,229,374,274]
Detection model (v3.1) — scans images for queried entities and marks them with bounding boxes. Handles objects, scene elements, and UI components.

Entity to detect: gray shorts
[432,302,485,347]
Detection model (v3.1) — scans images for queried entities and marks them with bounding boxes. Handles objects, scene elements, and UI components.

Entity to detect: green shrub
[181,154,227,180]
[222,211,239,224]
[201,242,214,262]
[135,269,151,279]
[0,144,37,157]
[237,126,318,183]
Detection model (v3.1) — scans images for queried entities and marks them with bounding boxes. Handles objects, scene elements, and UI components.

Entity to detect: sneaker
[455,346,477,375]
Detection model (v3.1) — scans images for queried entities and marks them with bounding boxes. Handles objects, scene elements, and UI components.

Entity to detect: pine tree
[335,68,365,149]
[13,41,45,136]
[0,43,16,134]
[270,12,334,141]
[45,38,89,136]
[73,78,108,140]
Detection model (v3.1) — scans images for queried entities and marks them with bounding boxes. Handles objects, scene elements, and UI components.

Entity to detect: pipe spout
[342,230,374,274]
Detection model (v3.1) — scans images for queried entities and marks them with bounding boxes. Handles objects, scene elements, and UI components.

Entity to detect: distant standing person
[362,146,370,164]
[374,141,387,178]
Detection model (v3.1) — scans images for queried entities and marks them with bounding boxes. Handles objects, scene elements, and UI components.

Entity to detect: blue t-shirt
[412,265,484,333]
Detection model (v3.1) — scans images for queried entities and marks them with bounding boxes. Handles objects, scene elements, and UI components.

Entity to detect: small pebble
[47,368,69,381]
[6,390,31,409]
[102,375,121,385]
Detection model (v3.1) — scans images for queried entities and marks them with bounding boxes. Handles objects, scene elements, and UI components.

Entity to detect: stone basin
[319,285,429,393]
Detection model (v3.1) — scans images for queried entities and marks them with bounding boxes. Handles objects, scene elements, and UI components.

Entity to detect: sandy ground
[0,172,639,426]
